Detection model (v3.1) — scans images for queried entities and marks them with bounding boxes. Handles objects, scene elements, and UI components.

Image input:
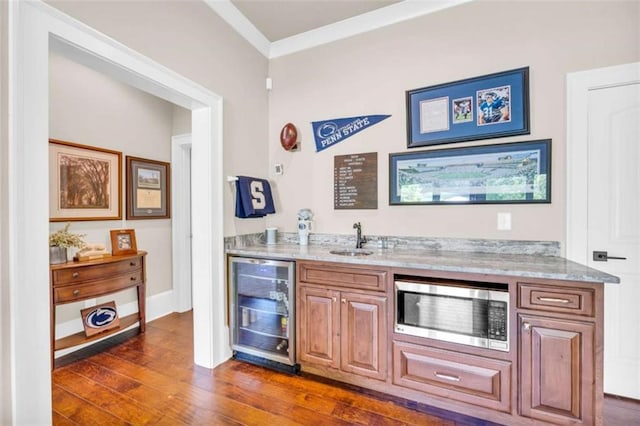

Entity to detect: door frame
[172,133,193,313]
[7,2,227,423]
[566,62,640,263]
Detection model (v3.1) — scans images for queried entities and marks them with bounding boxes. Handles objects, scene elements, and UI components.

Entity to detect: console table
[50,251,147,363]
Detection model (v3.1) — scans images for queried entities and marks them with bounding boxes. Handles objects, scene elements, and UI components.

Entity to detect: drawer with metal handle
[517,283,595,317]
[53,270,143,303]
[52,258,142,285]
[393,341,511,413]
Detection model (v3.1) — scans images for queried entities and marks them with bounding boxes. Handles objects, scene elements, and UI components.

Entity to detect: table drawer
[54,270,143,303]
[393,341,511,413]
[53,257,142,286]
[518,283,595,317]
[298,261,387,291]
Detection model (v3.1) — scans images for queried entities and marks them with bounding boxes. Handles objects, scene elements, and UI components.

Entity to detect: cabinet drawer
[54,270,143,303]
[518,283,594,317]
[298,262,387,291]
[393,341,511,413]
[53,257,143,286]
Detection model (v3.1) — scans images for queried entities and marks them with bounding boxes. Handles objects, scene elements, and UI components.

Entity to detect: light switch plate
[497,212,512,230]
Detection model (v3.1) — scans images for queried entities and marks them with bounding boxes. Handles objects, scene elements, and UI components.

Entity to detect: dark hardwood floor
[52,311,640,425]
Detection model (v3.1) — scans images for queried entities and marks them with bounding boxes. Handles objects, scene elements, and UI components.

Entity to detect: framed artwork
[389,139,551,205]
[406,67,530,148]
[80,301,120,337]
[110,229,137,255]
[126,156,171,219]
[49,139,122,221]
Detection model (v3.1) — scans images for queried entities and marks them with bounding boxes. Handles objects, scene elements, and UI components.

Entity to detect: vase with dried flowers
[49,223,85,264]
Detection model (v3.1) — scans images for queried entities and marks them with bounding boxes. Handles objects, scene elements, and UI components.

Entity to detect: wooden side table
[50,251,147,365]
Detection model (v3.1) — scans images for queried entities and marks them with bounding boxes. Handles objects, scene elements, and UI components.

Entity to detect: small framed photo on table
[126,156,171,219]
[110,229,137,255]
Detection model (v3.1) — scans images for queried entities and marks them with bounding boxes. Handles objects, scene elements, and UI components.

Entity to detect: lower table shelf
[54,313,142,351]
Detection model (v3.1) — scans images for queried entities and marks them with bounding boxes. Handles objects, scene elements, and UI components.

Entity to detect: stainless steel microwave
[395,279,509,352]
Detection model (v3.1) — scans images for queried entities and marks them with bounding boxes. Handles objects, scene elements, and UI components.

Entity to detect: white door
[587,81,640,399]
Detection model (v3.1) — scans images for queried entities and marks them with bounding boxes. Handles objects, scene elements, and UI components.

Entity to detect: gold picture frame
[49,139,122,222]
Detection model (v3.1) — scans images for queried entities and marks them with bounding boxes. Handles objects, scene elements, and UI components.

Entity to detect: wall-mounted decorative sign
[49,139,122,222]
[406,67,530,148]
[312,115,390,152]
[126,156,170,219]
[334,152,378,209]
[389,139,550,205]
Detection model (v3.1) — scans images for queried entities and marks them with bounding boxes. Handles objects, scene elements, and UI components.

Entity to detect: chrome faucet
[353,222,366,249]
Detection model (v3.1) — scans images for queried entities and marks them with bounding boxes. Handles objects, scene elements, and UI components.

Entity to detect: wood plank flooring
[52,311,640,425]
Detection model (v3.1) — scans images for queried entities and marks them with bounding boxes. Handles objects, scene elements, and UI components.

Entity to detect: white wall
[46,0,271,238]
[267,0,640,248]
[49,51,175,323]
[0,0,10,421]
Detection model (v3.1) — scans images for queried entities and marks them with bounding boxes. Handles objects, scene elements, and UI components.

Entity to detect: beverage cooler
[228,256,296,370]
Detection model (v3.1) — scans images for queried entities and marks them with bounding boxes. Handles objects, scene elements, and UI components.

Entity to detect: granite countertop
[226,243,620,284]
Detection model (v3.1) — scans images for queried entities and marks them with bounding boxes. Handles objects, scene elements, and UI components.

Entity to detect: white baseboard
[54,290,176,358]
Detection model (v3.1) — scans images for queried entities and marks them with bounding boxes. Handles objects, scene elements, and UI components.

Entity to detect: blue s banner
[312,115,391,152]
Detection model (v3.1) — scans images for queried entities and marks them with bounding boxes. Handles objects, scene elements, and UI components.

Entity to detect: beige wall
[267,0,640,248]
[49,51,178,323]
[47,0,271,238]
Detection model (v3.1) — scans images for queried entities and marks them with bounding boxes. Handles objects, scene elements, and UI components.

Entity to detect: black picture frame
[389,139,551,205]
[126,156,171,219]
[406,67,530,148]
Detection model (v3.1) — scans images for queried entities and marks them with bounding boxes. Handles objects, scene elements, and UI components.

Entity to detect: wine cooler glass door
[230,257,295,366]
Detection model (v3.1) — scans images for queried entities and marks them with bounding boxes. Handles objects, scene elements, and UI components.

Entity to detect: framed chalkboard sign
[334,152,378,209]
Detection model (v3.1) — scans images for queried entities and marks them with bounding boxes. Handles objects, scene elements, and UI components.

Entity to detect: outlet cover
[497,212,512,230]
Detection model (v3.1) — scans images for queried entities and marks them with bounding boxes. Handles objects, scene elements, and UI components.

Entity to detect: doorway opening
[9,2,228,421]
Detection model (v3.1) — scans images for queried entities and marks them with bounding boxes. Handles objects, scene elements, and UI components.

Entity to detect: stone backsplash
[225,232,560,257]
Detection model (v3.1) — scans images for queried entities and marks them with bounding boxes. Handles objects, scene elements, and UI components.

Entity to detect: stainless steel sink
[329,249,374,256]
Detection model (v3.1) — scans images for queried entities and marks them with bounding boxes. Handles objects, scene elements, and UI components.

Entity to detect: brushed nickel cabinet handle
[72,272,79,278]
[537,296,570,304]
[341,298,346,304]
[523,322,531,331]
[73,289,80,296]
[332,297,337,303]
[434,372,460,382]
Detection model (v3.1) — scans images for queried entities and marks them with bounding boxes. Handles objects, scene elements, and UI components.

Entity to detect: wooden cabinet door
[340,291,387,381]
[298,286,340,368]
[519,314,595,425]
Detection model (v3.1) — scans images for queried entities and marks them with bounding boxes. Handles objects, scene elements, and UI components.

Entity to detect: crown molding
[203,0,271,57]
[205,0,474,59]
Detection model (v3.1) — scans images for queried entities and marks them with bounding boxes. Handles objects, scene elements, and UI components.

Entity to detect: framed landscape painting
[49,139,122,221]
[389,139,551,205]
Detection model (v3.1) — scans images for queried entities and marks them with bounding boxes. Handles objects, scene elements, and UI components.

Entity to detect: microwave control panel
[487,300,508,341]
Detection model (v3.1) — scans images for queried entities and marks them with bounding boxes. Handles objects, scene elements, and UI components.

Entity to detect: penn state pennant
[312,115,391,152]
